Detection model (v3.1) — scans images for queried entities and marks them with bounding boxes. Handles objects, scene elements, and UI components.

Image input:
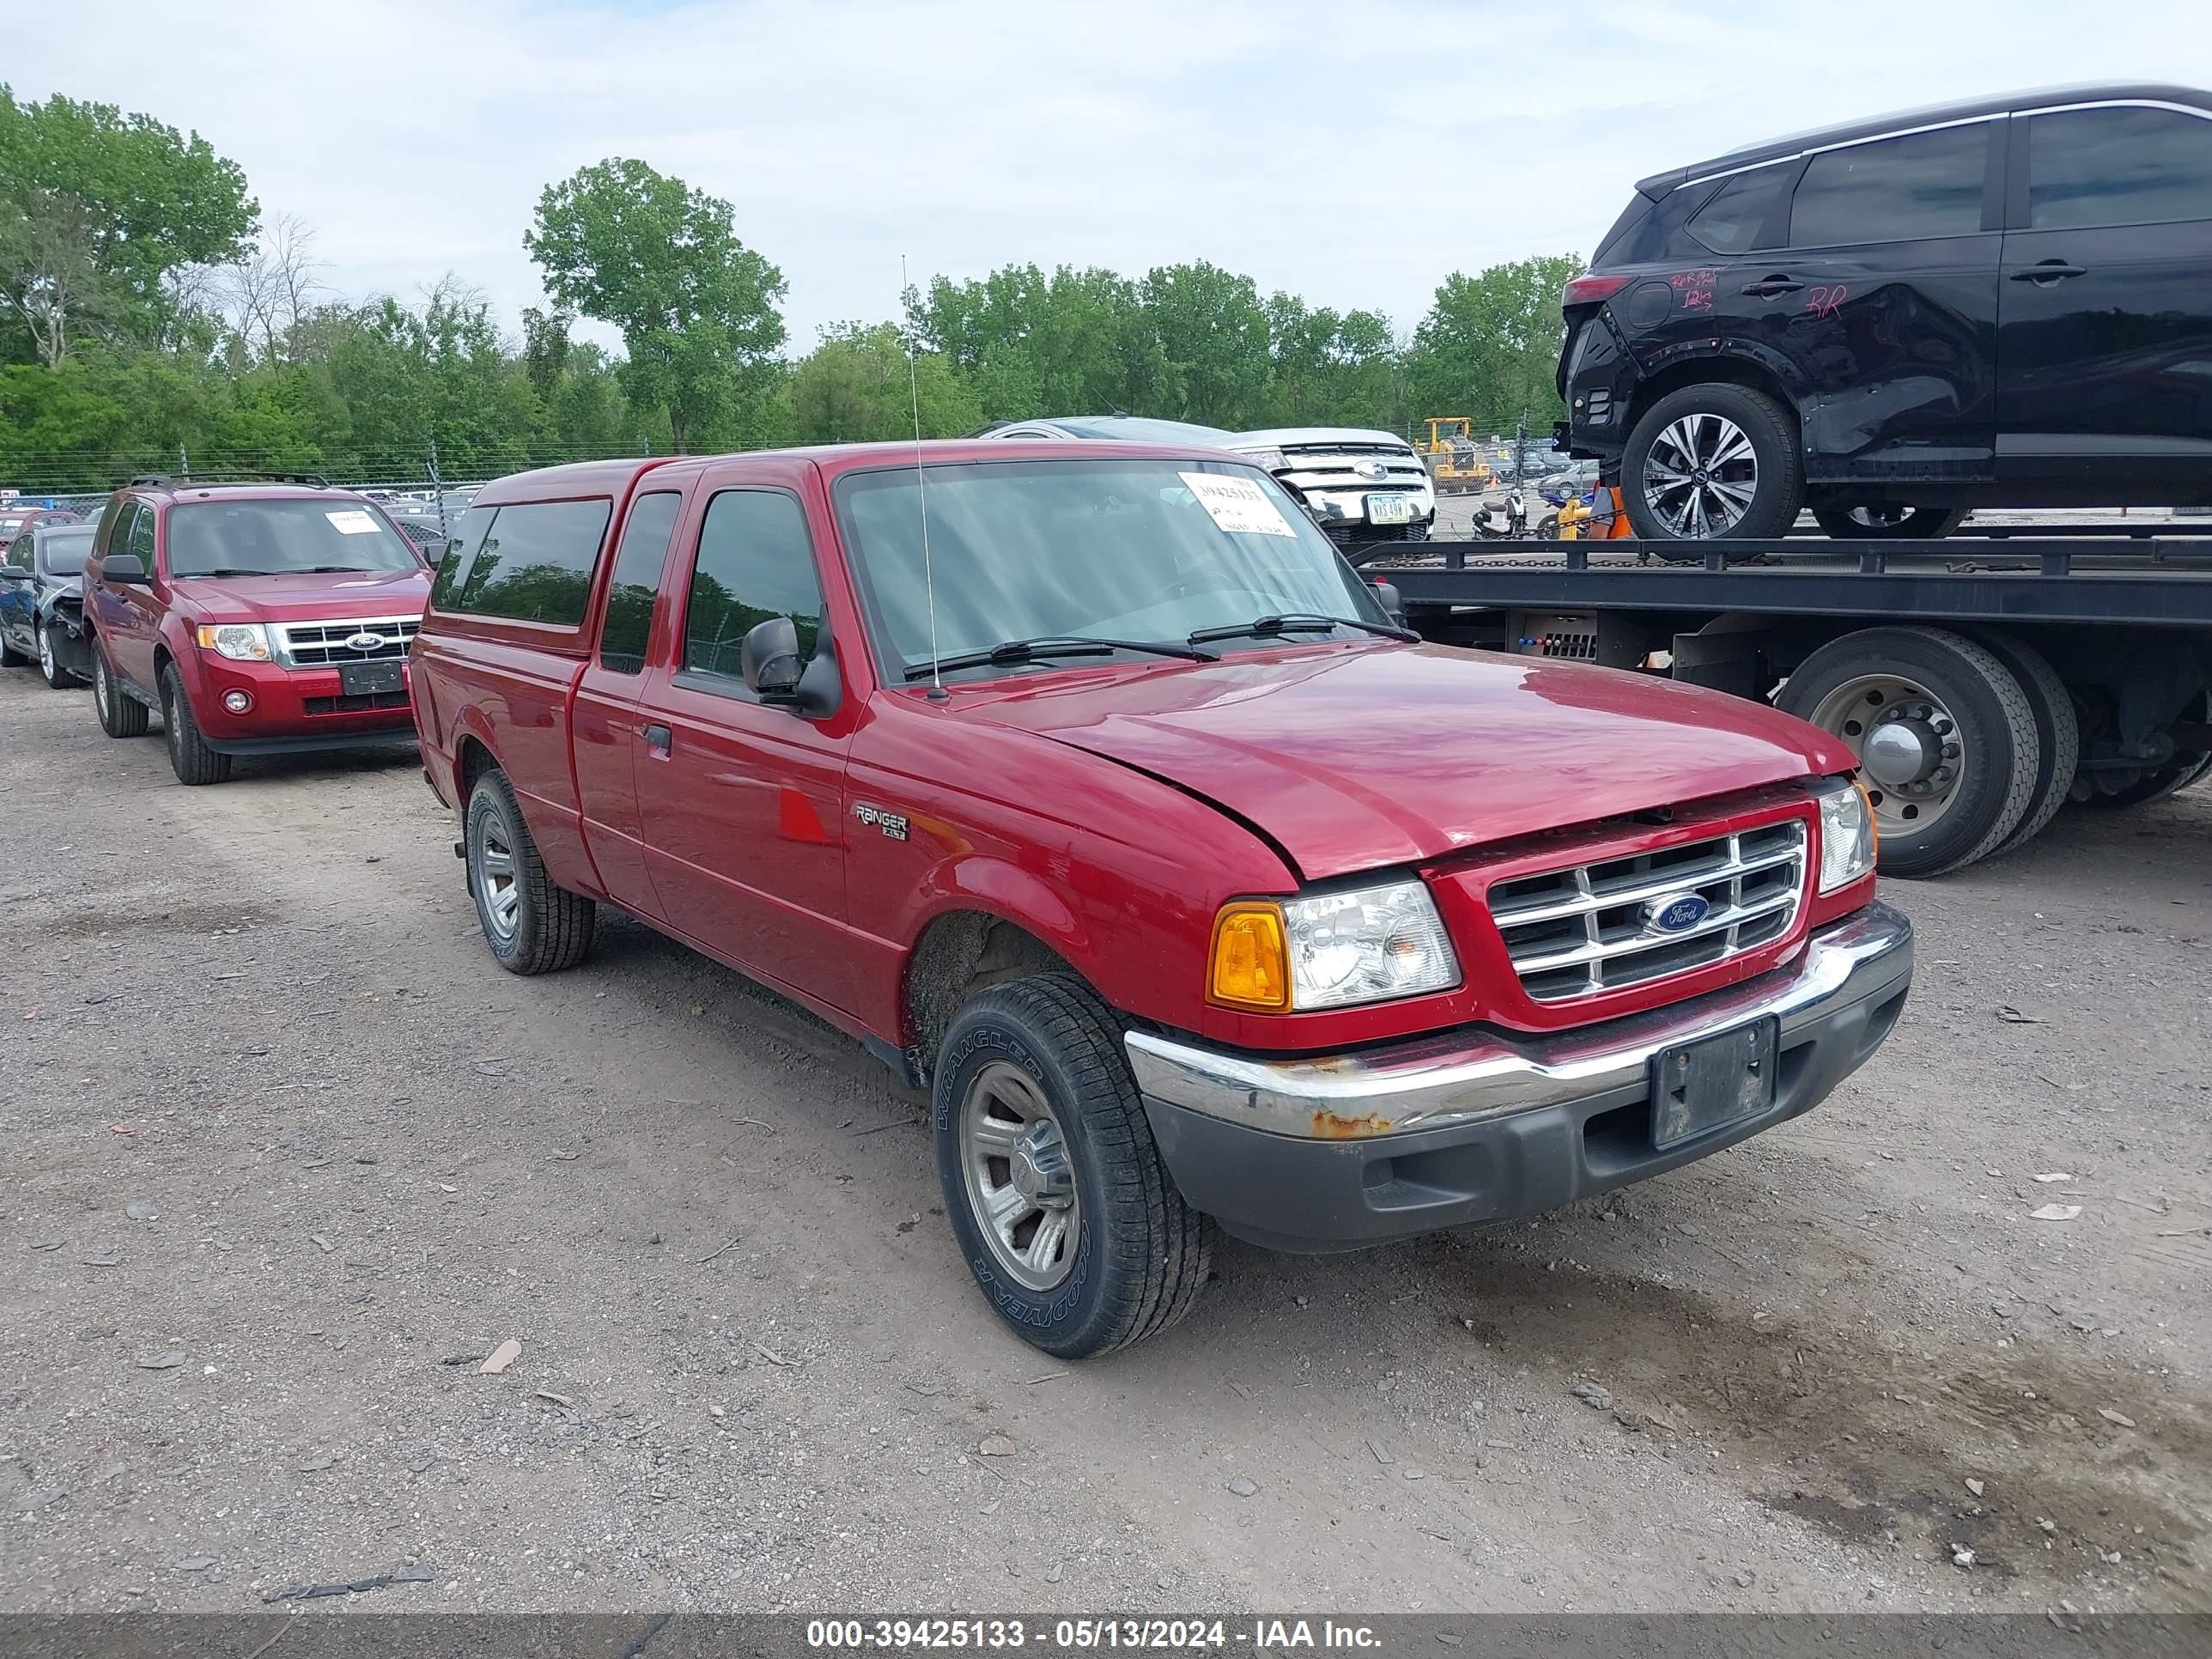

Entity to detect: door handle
[643,723,672,755]
[2009,261,2086,283]
[1740,277,1802,298]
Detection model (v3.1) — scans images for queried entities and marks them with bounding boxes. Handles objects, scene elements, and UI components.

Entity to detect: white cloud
[6,0,2208,356]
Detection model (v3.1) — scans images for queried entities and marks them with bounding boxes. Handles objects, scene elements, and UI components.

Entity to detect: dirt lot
[2,665,2207,1616]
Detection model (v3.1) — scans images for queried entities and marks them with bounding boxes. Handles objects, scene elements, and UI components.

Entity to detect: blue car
[0,520,96,688]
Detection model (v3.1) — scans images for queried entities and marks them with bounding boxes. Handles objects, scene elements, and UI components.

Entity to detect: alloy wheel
[1643,413,1759,537]
[958,1060,1081,1291]
[472,813,521,942]
[1809,673,1966,838]
[38,625,54,680]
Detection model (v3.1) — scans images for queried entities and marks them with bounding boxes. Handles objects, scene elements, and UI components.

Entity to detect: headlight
[1209,879,1460,1012]
[1816,778,1878,893]
[196,623,272,662]
[1240,447,1289,474]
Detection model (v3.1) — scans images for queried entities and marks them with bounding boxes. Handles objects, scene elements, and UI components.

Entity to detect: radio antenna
[902,254,946,702]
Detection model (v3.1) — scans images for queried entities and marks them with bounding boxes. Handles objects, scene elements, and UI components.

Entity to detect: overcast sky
[7,1,2209,355]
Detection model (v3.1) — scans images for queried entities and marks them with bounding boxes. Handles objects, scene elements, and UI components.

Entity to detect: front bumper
[185,653,417,754]
[1126,901,1912,1252]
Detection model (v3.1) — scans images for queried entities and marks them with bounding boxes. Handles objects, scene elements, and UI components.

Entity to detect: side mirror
[739,616,805,701]
[102,554,149,585]
[0,564,30,581]
[1369,580,1407,627]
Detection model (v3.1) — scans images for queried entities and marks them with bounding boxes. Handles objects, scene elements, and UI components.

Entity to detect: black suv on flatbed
[1558,83,2212,540]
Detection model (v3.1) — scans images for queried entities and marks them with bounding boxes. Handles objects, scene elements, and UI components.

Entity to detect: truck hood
[1230,427,1415,452]
[958,645,1851,880]
[170,567,431,624]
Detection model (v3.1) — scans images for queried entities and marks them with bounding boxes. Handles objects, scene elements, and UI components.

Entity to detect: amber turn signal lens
[1855,778,1880,855]
[1208,902,1290,1011]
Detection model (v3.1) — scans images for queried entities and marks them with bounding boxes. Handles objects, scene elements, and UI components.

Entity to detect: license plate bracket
[338,659,404,696]
[1651,1018,1778,1149]
[1365,493,1415,526]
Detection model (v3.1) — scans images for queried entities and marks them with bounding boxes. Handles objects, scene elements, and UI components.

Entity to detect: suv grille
[1486,818,1808,1003]
[276,617,420,667]
[1271,445,1431,492]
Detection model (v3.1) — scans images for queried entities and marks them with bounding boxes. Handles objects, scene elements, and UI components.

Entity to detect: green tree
[788,322,979,445]
[525,158,786,453]
[0,85,258,365]
[1257,295,1404,432]
[908,264,1164,419]
[1406,254,1581,433]
[1139,261,1271,428]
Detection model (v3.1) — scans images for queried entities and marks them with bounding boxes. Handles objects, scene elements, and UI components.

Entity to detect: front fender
[901,854,1095,969]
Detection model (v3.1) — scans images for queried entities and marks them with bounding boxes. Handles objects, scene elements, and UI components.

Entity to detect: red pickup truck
[81,477,431,784]
[412,442,1912,1358]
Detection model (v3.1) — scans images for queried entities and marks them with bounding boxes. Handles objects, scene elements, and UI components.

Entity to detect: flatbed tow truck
[1358,520,2212,876]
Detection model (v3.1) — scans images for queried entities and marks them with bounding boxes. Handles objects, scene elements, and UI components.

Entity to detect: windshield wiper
[906,635,1219,682]
[301,565,381,574]
[1188,612,1419,645]
[173,567,271,579]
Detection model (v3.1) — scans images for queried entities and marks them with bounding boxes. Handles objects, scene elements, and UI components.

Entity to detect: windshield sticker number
[1178,472,1296,538]
[325,509,382,535]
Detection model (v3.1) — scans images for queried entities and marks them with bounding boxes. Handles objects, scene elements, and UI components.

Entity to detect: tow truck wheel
[1620,384,1803,546]
[1811,505,1968,539]
[465,768,596,974]
[93,645,149,738]
[1969,629,2078,859]
[934,974,1213,1358]
[1778,626,2038,877]
[161,666,232,785]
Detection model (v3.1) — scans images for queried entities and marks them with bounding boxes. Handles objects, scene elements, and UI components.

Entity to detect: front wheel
[1812,504,1968,539]
[934,975,1212,1358]
[38,623,75,689]
[161,665,232,785]
[465,769,596,974]
[1621,383,1804,544]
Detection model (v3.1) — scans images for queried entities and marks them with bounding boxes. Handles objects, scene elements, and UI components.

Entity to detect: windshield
[38,526,94,576]
[166,499,421,578]
[834,458,1388,681]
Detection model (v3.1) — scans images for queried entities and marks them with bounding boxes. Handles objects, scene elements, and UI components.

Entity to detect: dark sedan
[0,521,96,687]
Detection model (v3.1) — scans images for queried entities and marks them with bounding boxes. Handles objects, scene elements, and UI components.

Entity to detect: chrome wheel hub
[39,626,53,677]
[1809,675,1964,836]
[960,1060,1080,1291]
[1644,413,1757,537]
[472,815,520,941]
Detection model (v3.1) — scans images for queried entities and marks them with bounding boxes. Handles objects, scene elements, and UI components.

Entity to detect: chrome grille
[1486,818,1808,1003]
[276,616,421,667]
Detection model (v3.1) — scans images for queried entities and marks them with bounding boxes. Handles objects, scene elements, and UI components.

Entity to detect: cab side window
[598,491,684,674]
[2026,105,2212,229]
[680,489,823,696]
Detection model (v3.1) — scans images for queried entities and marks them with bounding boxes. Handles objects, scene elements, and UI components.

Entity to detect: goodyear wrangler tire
[934,975,1213,1358]
[465,769,596,975]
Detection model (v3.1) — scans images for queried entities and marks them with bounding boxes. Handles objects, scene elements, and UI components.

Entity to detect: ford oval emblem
[1646,893,1710,933]
[1352,459,1388,480]
[344,631,386,653]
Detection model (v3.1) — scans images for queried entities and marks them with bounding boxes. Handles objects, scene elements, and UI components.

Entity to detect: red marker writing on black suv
[412,442,1912,1358]
[81,477,431,784]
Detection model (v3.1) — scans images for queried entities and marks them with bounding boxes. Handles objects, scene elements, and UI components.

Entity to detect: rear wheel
[161,665,232,786]
[1970,629,2078,859]
[1812,504,1968,539]
[1777,625,2038,877]
[93,644,149,738]
[465,769,596,974]
[1621,384,1804,545]
[0,629,25,667]
[934,975,1212,1358]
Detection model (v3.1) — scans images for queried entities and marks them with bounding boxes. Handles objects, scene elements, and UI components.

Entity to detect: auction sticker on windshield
[1179,471,1295,538]
[325,509,382,535]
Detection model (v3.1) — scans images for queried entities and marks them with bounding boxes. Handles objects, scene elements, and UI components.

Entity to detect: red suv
[81,477,432,783]
[413,444,1911,1358]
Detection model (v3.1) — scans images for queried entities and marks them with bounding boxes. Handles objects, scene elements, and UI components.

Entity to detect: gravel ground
[1,664,2206,1616]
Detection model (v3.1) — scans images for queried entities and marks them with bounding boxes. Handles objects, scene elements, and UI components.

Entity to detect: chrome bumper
[1126,902,1913,1141]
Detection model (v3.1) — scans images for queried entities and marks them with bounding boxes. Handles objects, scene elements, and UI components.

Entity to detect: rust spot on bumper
[1310,1109,1395,1139]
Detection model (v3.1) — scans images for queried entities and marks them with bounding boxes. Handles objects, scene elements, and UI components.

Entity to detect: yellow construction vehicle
[1416,417,1493,495]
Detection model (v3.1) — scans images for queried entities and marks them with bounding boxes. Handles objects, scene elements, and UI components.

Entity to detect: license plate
[339,659,404,696]
[1651,1018,1778,1149]
[1365,493,1415,526]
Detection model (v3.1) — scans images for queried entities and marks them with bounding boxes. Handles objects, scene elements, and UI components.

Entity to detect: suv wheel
[1777,625,2038,877]
[1812,504,1968,539]
[93,645,149,738]
[0,629,24,668]
[465,768,596,974]
[934,975,1213,1358]
[38,623,74,689]
[161,665,232,785]
[1621,384,1803,544]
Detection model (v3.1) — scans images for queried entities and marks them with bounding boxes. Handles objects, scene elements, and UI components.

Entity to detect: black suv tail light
[1562,273,1632,309]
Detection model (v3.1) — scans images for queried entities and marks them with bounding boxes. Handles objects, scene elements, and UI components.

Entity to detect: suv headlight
[1239,446,1289,474]
[1210,879,1461,1012]
[1816,778,1878,893]
[196,623,273,662]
